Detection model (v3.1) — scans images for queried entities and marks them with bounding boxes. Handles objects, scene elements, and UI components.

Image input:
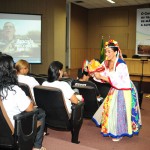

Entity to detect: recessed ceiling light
[107,0,115,4]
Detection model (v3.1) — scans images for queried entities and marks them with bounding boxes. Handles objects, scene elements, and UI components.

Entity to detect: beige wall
[0,0,66,74]
[70,4,88,68]
[1,1,149,72]
[70,3,150,69]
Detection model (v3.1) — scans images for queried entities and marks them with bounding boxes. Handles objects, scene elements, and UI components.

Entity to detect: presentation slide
[136,8,150,56]
[0,13,42,63]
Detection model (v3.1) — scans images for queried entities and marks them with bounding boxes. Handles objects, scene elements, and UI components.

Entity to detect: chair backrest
[34,85,84,143]
[34,86,71,129]
[18,82,34,102]
[28,73,47,85]
[34,76,47,85]
[59,77,74,86]
[90,78,110,99]
[122,54,127,58]
[132,54,141,58]
[0,101,39,150]
[72,85,99,118]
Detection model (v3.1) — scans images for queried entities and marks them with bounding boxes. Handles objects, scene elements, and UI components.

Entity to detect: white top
[17,74,39,101]
[42,80,75,114]
[2,85,31,126]
[93,58,131,90]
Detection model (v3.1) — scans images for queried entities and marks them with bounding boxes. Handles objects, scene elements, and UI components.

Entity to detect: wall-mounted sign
[136,8,150,56]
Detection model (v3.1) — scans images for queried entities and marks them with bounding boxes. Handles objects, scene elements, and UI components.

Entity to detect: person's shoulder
[12,85,25,93]
[73,80,87,87]
[118,58,126,64]
[116,58,126,66]
[18,74,31,80]
[42,81,49,86]
[28,75,38,81]
[21,75,37,80]
[86,81,98,88]
[60,80,71,86]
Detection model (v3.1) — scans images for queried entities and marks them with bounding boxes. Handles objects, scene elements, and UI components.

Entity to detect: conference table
[124,58,150,82]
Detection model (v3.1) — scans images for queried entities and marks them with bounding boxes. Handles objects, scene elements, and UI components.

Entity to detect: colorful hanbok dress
[92,58,142,138]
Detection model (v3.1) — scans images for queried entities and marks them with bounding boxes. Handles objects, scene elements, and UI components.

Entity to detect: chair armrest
[71,101,84,110]
[13,108,39,150]
[71,101,84,123]
[70,101,84,143]
[13,108,39,121]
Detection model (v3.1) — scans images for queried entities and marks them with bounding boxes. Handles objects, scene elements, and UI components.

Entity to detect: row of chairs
[18,76,143,116]
[19,76,103,119]
[18,82,85,143]
[0,78,143,149]
[29,75,109,119]
[19,77,106,119]
[0,83,84,149]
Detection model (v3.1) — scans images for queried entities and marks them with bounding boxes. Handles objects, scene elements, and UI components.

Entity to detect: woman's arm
[70,94,79,104]
[94,72,109,82]
[25,102,34,112]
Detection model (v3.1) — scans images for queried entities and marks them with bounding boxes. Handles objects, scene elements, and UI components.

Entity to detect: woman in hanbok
[91,39,142,141]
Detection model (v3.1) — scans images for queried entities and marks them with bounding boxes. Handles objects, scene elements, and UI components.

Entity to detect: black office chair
[33,76,47,85]
[0,101,39,150]
[34,85,84,144]
[72,85,100,119]
[132,54,141,58]
[90,78,111,99]
[122,54,127,58]
[18,82,34,101]
[19,82,33,99]
[59,77,74,86]
[28,74,47,85]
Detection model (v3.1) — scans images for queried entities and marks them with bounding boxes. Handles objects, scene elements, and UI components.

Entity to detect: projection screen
[0,13,42,63]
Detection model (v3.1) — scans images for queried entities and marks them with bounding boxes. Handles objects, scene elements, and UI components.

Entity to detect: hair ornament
[105,39,119,48]
[82,59,89,73]
[105,39,123,60]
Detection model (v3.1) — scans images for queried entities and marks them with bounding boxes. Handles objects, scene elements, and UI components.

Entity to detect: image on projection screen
[0,13,42,63]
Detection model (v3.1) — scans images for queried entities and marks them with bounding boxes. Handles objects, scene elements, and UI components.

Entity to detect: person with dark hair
[0,54,46,150]
[42,61,79,114]
[92,39,141,142]
[72,68,103,103]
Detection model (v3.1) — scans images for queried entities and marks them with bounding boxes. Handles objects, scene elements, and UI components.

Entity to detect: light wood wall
[70,3,150,69]
[70,4,88,68]
[125,58,150,82]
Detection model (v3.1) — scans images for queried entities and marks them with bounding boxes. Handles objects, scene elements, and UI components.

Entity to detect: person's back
[42,61,79,114]
[15,59,39,102]
[72,68,103,102]
[72,68,99,96]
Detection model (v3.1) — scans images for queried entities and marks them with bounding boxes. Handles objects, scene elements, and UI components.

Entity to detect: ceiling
[67,0,150,9]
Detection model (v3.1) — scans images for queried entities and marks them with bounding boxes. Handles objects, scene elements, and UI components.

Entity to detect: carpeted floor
[43,94,150,150]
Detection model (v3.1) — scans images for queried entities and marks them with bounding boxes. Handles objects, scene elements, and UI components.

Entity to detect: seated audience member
[42,61,79,114]
[62,71,69,77]
[0,54,46,150]
[72,68,103,102]
[15,59,39,102]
